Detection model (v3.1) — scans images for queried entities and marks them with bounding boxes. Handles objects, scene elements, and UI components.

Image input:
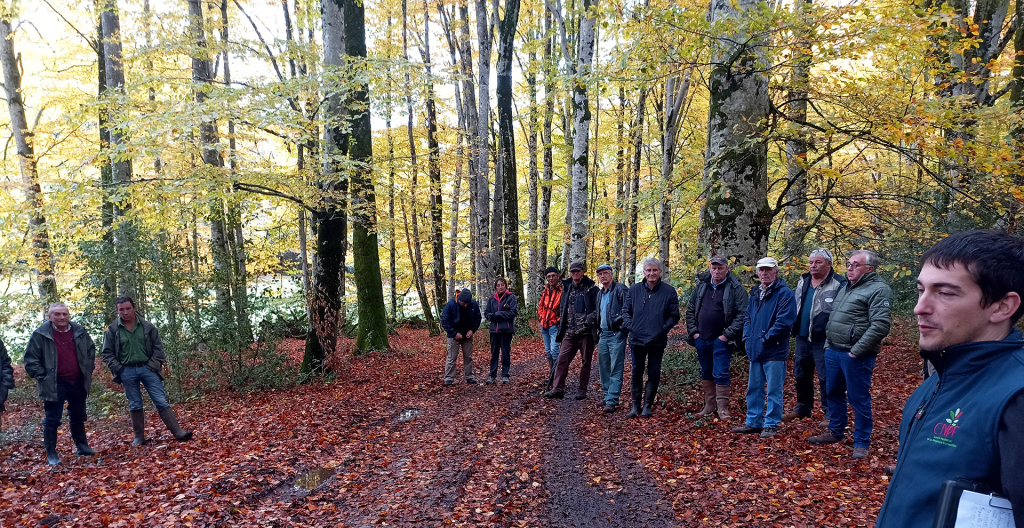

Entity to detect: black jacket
[555,276,601,343]
[440,297,483,338]
[0,339,14,405]
[621,279,681,348]
[599,281,630,335]
[484,292,519,333]
[684,271,748,348]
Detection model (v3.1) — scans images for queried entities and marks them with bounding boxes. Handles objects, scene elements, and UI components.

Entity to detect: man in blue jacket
[620,258,680,418]
[733,257,796,438]
[440,289,482,385]
[876,230,1024,528]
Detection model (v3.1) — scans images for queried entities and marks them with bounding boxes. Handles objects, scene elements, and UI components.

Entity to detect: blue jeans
[121,365,170,412]
[597,331,627,405]
[43,379,88,429]
[541,325,560,361]
[695,336,732,385]
[745,360,786,428]
[825,348,876,448]
[793,336,829,418]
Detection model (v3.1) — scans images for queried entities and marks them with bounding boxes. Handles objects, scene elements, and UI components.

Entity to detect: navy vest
[875,330,1024,528]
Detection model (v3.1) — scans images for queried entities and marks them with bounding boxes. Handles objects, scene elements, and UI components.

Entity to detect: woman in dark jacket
[0,339,14,432]
[484,278,519,384]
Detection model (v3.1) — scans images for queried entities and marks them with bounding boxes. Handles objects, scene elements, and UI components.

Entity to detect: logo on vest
[928,408,962,447]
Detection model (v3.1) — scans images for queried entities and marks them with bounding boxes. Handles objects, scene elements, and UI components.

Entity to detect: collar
[922,328,1024,376]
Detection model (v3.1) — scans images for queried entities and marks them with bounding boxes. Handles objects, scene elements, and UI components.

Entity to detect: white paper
[954,490,1015,528]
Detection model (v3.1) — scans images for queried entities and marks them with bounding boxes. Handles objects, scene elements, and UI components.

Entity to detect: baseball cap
[595,264,613,273]
[709,255,728,265]
[756,257,778,269]
[569,262,585,272]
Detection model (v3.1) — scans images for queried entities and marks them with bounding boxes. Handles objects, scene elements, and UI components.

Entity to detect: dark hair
[494,278,508,288]
[114,295,136,308]
[921,230,1024,322]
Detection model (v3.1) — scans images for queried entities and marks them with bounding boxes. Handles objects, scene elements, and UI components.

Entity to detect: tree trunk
[422,2,447,319]
[1006,0,1024,232]
[456,0,483,298]
[628,88,647,284]
[95,8,116,321]
[568,0,597,265]
[0,16,59,304]
[560,102,572,271]
[386,107,399,320]
[539,9,554,276]
[698,0,770,267]
[783,0,812,258]
[526,40,539,307]
[659,69,692,273]
[475,0,497,292]
[614,86,626,280]
[440,5,465,298]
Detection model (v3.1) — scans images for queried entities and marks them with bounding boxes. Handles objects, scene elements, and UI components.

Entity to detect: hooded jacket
[484,291,519,333]
[792,268,847,342]
[742,277,797,363]
[621,278,680,348]
[824,271,892,357]
[101,316,166,384]
[23,321,97,401]
[555,276,601,342]
[685,271,749,347]
[440,297,483,338]
[875,330,1024,528]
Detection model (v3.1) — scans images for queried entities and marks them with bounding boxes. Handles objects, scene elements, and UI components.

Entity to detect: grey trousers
[444,337,475,382]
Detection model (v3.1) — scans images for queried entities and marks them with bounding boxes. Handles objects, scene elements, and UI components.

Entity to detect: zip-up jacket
[742,277,797,363]
[23,321,97,401]
[0,339,15,405]
[101,317,166,384]
[876,330,1024,528]
[824,271,892,357]
[440,297,483,338]
[484,292,519,334]
[684,271,749,347]
[555,277,601,343]
[621,279,680,348]
[599,281,629,334]
[793,269,847,342]
[537,284,563,329]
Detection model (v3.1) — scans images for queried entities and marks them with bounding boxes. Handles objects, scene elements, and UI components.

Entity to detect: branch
[40,0,97,52]
[233,182,316,212]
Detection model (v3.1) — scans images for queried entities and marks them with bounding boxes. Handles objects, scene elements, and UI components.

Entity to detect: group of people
[0,296,193,466]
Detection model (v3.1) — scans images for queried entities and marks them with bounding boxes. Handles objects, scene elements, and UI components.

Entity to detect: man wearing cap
[733,257,796,438]
[808,250,891,459]
[596,264,629,412]
[784,248,846,424]
[685,255,749,419]
[537,267,564,391]
[543,262,601,400]
[441,289,483,385]
[621,258,681,418]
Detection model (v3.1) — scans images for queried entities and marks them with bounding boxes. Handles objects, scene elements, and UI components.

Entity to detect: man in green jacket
[809,250,892,459]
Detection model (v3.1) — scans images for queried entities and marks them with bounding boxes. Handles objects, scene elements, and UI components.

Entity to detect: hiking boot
[466,378,477,385]
[596,401,606,409]
[574,392,587,400]
[541,390,564,399]
[884,465,896,476]
[130,409,147,447]
[808,431,844,445]
[696,380,717,417]
[715,384,731,420]
[501,376,510,384]
[603,404,616,413]
[760,426,779,438]
[69,422,97,456]
[852,447,870,459]
[158,407,193,442]
[485,377,496,385]
[444,380,453,386]
[43,426,60,466]
[819,418,830,427]
[732,425,763,434]
[782,412,808,422]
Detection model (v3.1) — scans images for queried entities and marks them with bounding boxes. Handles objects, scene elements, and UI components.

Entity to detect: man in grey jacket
[595,264,629,412]
[808,250,891,459]
[102,296,192,446]
[23,303,98,465]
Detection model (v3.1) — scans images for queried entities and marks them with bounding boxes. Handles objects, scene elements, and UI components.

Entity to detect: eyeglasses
[847,262,867,269]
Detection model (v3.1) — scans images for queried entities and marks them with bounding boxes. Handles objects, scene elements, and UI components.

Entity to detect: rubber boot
[130,410,147,447]
[641,379,657,417]
[69,422,97,456]
[158,407,193,441]
[545,357,556,392]
[43,426,60,466]
[696,380,717,417]
[626,394,642,418]
[716,384,731,420]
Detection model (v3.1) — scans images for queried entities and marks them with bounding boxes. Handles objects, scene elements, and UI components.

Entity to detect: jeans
[695,336,732,385]
[825,348,876,448]
[630,344,665,406]
[552,333,595,393]
[121,365,170,412]
[540,325,560,361]
[43,379,88,429]
[744,360,786,429]
[444,337,475,382]
[489,332,513,378]
[597,331,627,405]
[793,336,829,418]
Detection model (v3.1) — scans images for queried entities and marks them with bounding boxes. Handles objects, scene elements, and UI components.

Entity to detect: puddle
[397,408,420,422]
[293,467,335,491]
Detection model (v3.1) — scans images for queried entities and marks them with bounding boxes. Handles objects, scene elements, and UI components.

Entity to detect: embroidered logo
[928,408,962,447]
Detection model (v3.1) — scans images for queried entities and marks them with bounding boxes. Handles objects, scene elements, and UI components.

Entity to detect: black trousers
[630,344,665,406]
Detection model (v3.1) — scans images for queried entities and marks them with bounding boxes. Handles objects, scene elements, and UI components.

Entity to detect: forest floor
[0,323,924,527]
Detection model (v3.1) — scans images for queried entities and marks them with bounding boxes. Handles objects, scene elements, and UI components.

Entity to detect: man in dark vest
[876,230,1024,527]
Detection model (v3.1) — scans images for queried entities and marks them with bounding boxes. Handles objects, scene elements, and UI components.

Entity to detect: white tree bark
[568,0,597,264]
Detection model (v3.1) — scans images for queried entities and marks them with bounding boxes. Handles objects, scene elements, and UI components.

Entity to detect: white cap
[755,257,778,269]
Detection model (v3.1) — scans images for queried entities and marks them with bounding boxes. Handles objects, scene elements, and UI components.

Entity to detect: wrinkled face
[546,272,560,286]
[117,301,136,324]
[808,255,831,278]
[644,264,662,284]
[495,281,507,295]
[597,269,613,287]
[914,262,1007,351]
[757,266,778,286]
[709,263,729,283]
[48,306,70,330]
[570,269,584,283]
[846,254,873,284]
